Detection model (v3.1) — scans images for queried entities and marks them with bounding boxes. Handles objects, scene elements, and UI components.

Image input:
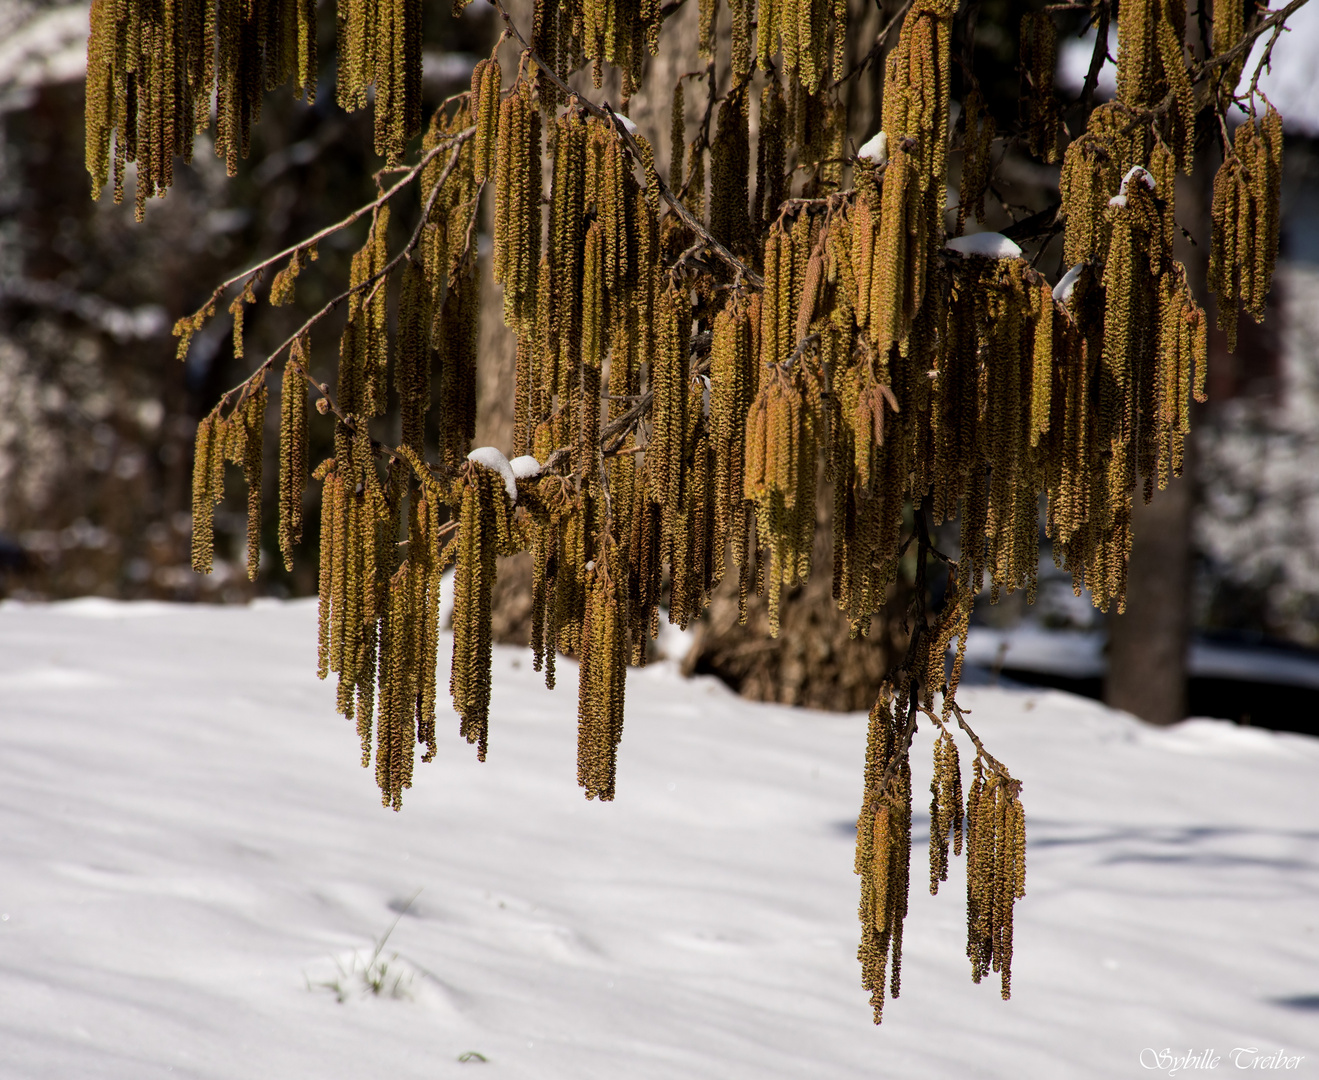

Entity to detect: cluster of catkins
[161,0,1285,1027]
[85,0,424,218]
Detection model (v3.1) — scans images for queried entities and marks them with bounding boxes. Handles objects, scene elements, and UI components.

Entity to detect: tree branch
[209,135,476,490]
[183,127,476,332]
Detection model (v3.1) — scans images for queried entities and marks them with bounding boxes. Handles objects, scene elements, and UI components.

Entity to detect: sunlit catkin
[191,413,221,574]
[577,541,629,800]
[451,460,518,761]
[239,385,268,581]
[145,0,1297,1032]
[279,339,310,571]
[471,56,502,184]
[957,86,996,234]
[965,764,1025,1000]
[928,730,963,894]
[1115,0,1194,166]
[86,0,320,211]
[856,690,912,1024]
[1209,107,1283,351]
[1019,13,1061,163]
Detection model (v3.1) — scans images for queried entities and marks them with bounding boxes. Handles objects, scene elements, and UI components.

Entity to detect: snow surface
[613,114,638,137]
[945,233,1024,259]
[857,131,889,166]
[466,447,518,502]
[0,598,1317,1079]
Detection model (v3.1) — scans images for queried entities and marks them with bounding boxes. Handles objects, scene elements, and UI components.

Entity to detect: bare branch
[186,126,475,332]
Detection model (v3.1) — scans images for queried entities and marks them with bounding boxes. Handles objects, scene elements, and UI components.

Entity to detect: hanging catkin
[237,385,268,581]
[957,86,996,234]
[279,338,311,571]
[1209,107,1283,352]
[451,459,519,760]
[965,764,1026,1000]
[577,539,630,800]
[1114,0,1194,167]
[710,87,752,253]
[855,689,912,1024]
[191,413,222,574]
[1019,13,1061,164]
[86,0,320,212]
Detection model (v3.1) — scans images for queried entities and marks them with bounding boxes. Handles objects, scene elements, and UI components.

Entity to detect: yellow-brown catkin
[648,283,691,516]
[279,339,310,571]
[339,0,423,163]
[191,413,221,574]
[270,249,308,307]
[86,0,319,210]
[965,765,1026,1000]
[491,83,541,335]
[1115,0,1194,167]
[339,205,392,419]
[711,295,755,574]
[1030,283,1054,448]
[239,385,268,581]
[471,56,501,184]
[856,689,912,1024]
[1209,108,1283,352]
[928,730,963,894]
[1019,13,1061,163]
[576,541,630,800]
[1211,0,1246,108]
[957,86,996,235]
[451,461,518,761]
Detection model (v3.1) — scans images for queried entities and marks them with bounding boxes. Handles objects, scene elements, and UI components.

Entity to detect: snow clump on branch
[467,446,518,501]
[945,232,1024,259]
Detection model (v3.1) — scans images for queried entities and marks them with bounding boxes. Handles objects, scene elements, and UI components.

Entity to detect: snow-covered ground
[1,598,1316,1079]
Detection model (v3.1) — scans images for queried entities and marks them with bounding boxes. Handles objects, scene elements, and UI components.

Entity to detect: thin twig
[209,136,476,491]
[187,128,475,326]
[830,0,915,89]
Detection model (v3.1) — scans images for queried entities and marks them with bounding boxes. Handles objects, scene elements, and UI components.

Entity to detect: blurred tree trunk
[476,262,536,644]
[1105,465,1194,724]
[682,480,912,711]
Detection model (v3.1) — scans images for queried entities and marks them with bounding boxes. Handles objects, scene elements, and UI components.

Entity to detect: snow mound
[509,454,542,480]
[857,130,888,166]
[1119,165,1156,194]
[466,446,517,501]
[945,232,1023,259]
[1053,263,1085,305]
[1108,166,1156,208]
[614,113,638,136]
